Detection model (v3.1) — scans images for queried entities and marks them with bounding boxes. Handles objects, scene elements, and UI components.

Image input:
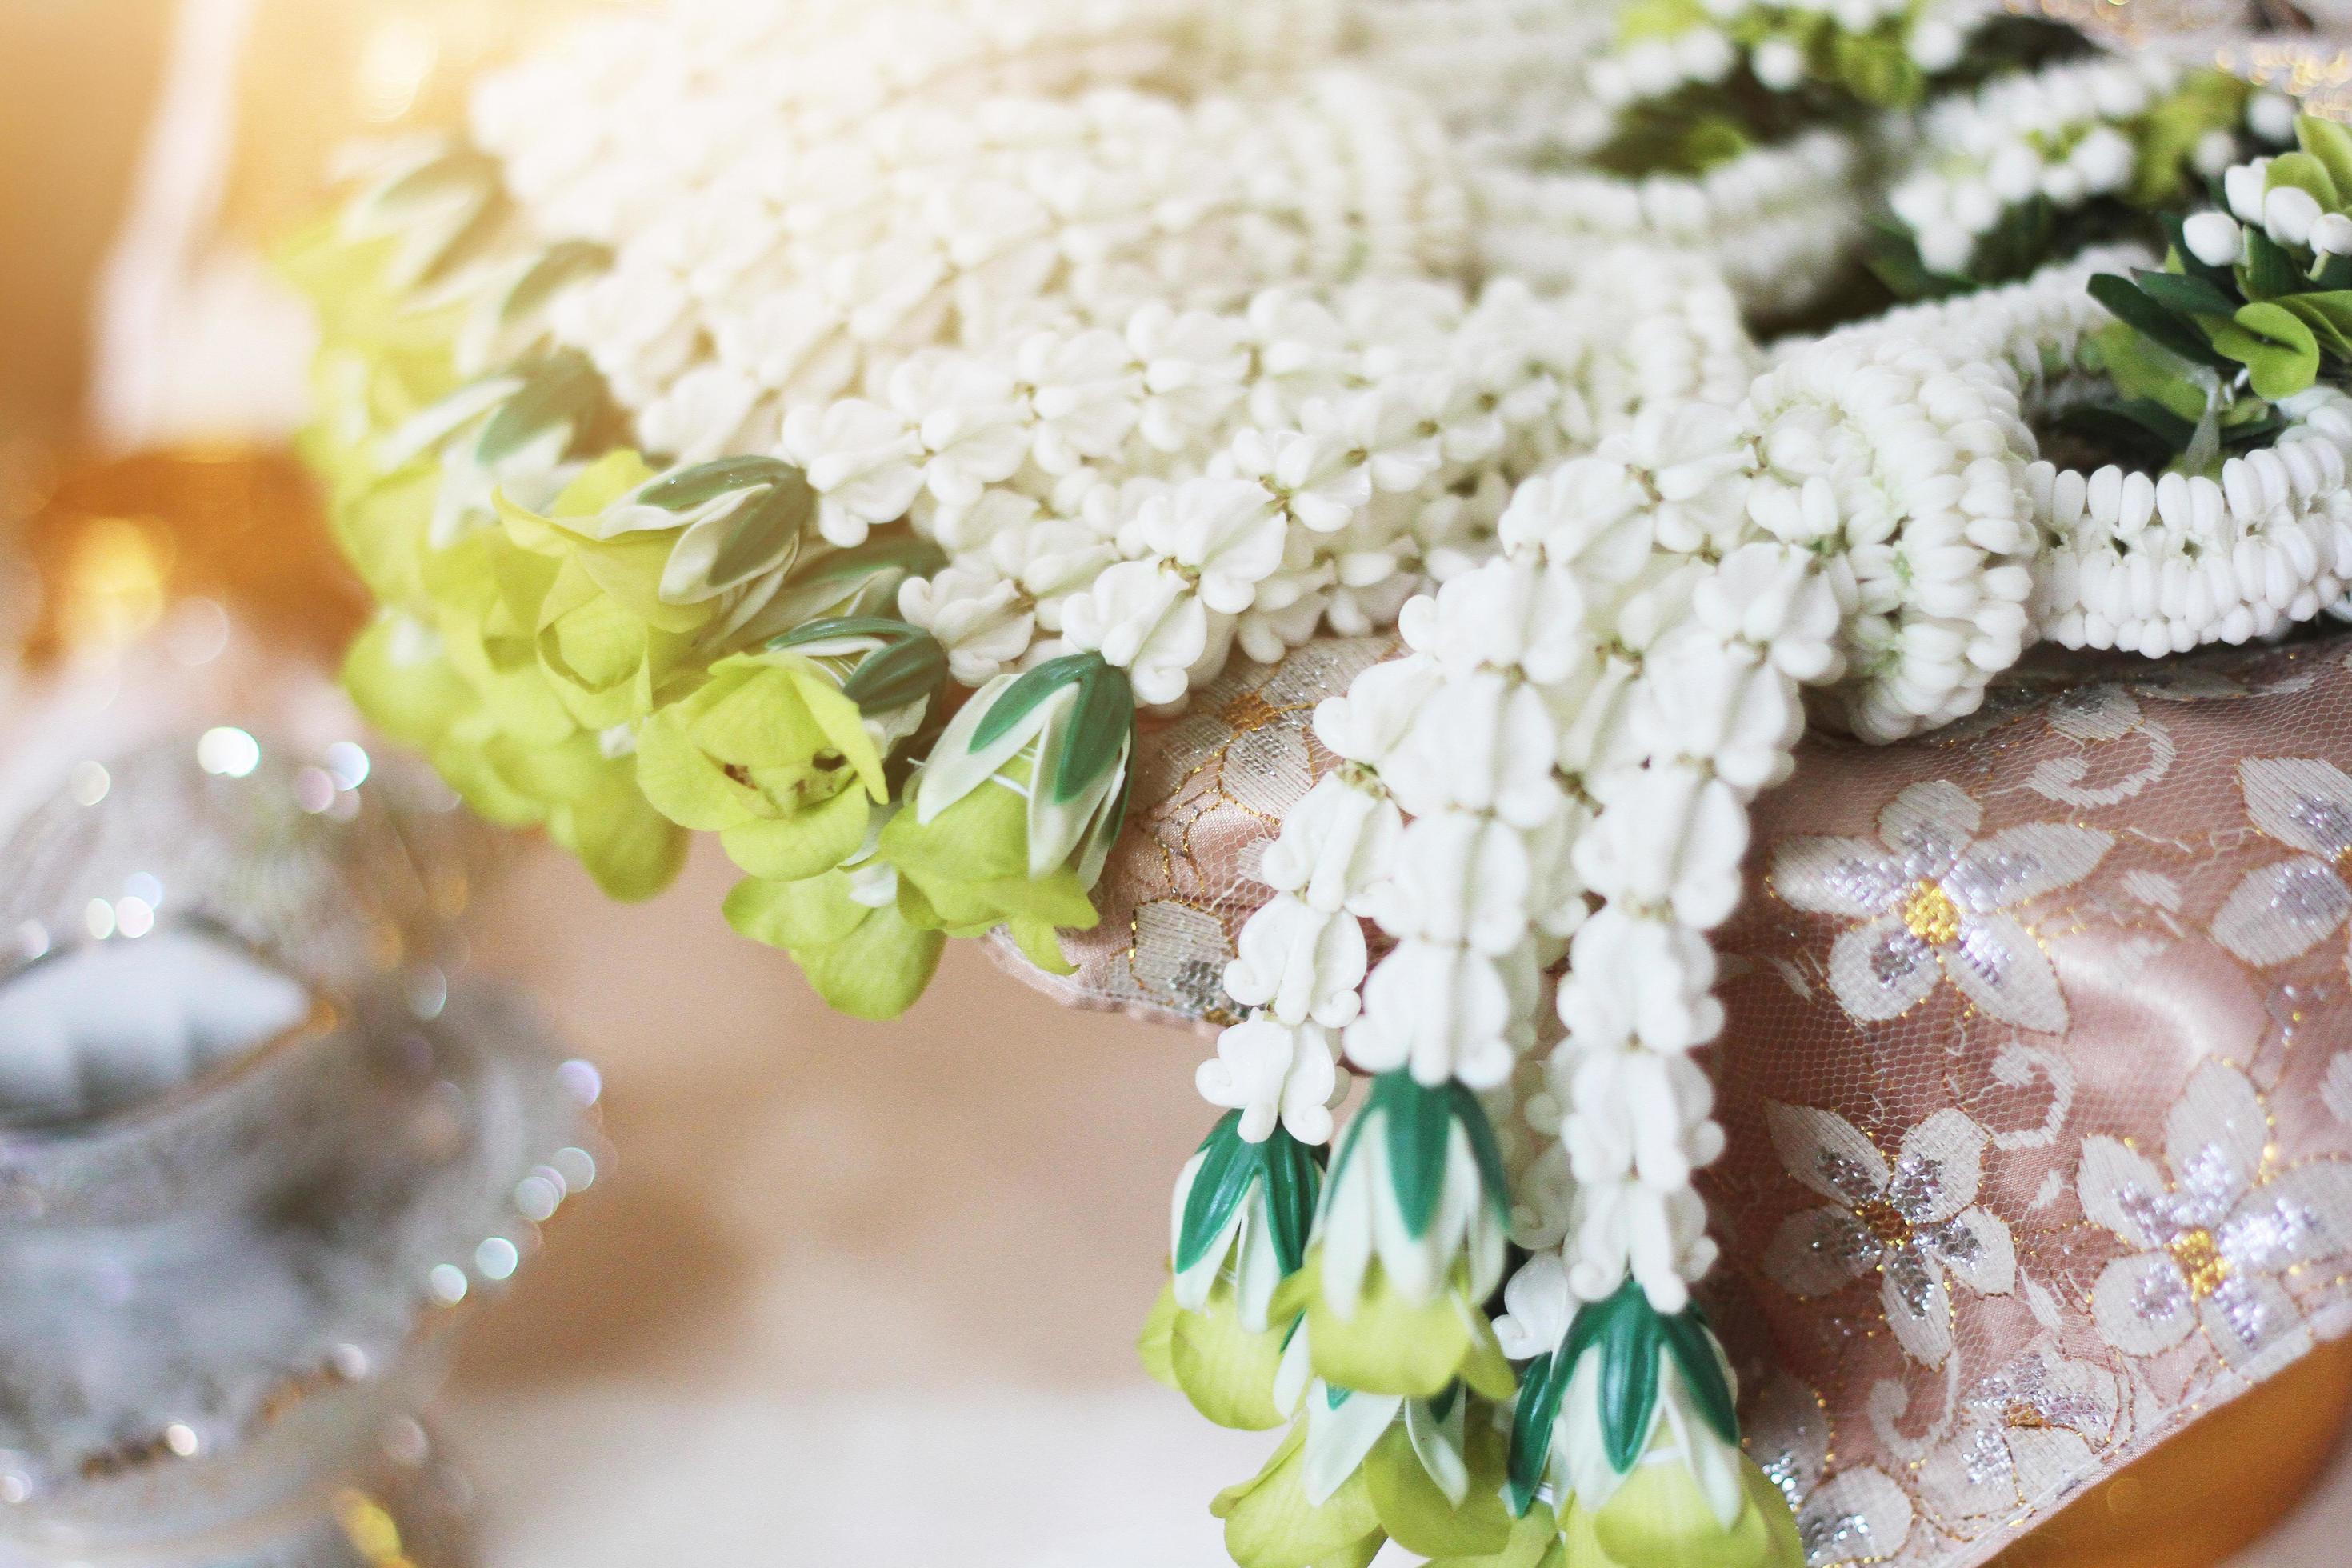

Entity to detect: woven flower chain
[1878,50,2290,291]
[294,12,1762,1022]
[290,0,2352,1563]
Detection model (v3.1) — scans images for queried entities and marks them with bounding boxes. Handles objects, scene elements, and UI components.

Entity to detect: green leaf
[1179,1114,1263,1274]
[841,630,948,715]
[2267,150,2342,212]
[2240,230,2308,301]
[2299,114,2352,204]
[2087,274,2230,370]
[2280,289,2352,361]
[478,350,606,463]
[2214,301,2322,400]
[1506,1351,1571,1518]
[1263,1128,1322,1278]
[1378,1074,1454,1238]
[2134,269,2239,322]
[2051,402,2192,469]
[501,240,613,327]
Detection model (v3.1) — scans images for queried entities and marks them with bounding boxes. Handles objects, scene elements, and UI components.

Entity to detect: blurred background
[5,3,2352,1564]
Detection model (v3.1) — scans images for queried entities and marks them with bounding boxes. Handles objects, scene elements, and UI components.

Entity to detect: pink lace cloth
[998,630,2352,1568]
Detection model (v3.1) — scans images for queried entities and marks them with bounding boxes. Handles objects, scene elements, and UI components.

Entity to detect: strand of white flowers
[549,71,1467,432]
[1473,130,1870,318]
[1887,50,2241,275]
[1583,0,1997,115]
[1832,245,2352,658]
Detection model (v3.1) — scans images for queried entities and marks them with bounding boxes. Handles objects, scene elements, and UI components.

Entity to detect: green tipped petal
[1214,1425,1385,1568]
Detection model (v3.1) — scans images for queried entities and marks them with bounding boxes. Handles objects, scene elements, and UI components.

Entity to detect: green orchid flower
[343,608,686,901]
[636,627,938,883]
[494,450,830,729]
[1280,1073,1515,1403]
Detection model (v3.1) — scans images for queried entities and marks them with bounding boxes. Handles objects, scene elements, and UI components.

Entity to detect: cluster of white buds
[1890,51,2229,278]
[1852,249,2352,657]
[796,253,1755,706]
[1349,0,1614,162]
[2184,152,2352,266]
[541,72,1467,429]
[1475,130,1868,317]
[469,0,1213,248]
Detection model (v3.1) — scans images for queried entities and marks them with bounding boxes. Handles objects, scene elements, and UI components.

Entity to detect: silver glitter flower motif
[1762,1102,2016,1367]
[2080,1061,2352,1369]
[1914,1344,2121,1527]
[2210,757,2352,968]
[1746,1371,1914,1568]
[1772,779,2111,1034]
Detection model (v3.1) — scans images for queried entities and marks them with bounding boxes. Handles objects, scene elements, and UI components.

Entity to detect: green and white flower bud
[1505,1273,1800,1568]
[911,650,1136,888]
[1281,1072,1514,1402]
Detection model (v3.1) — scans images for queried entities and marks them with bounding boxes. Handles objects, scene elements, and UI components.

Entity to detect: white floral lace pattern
[1772,779,2112,1034]
[2080,1061,2352,1370]
[1763,1103,2017,1368]
[2212,756,2352,968]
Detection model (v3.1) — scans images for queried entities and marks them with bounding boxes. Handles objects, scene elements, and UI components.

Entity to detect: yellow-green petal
[1213,1426,1385,1568]
[719,786,871,882]
[634,706,760,832]
[1429,1503,1567,1568]
[1578,1458,1795,1568]
[724,872,869,950]
[1140,1282,1183,1393]
[1170,1280,1290,1432]
[1366,1420,1513,1558]
[1300,1261,1515,1403]
[555,779,690,902]
[794,900,945,1020]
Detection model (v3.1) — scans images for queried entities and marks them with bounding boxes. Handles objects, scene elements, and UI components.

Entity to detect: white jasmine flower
[897,564,1034,685]
[781,398,926,545]
[1133,478,1288,615]
[1223,894,1369,1030]
[1062,558,1210,706]
[1197,1014,1344,1147]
